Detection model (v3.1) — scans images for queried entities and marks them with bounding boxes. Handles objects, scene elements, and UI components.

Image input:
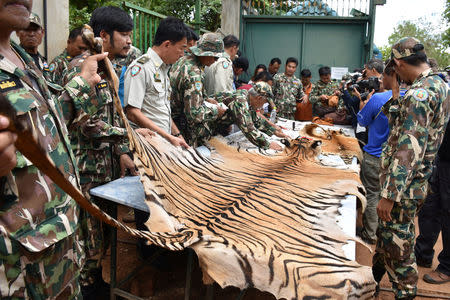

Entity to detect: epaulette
[137,55,150,64]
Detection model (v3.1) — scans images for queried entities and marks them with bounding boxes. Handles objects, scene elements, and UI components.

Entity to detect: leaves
[69,0,222,32]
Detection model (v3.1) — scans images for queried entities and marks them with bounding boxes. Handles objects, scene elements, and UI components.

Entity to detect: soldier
[268,57,281,77]
[272,57,305,119]
[63,6,143,298]
[372,37,450,299]
[125,16,189,148]
[16,12,50,80]
[170,32,227,147]
[204,34,240,96]
[48,26,87,85]
[309,66,344,117]
[216,82,285,150]
[0,0,107,298]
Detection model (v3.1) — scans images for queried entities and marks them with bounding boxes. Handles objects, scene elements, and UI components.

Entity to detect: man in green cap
[214,81,286,150]
[16,12,51,80]
[170,32,227,147]
[372,37,449,299]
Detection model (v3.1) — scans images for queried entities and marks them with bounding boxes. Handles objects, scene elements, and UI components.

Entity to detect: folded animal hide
[131,132,375,299]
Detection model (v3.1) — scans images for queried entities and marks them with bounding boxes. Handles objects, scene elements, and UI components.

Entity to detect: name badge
[0,78,23,92]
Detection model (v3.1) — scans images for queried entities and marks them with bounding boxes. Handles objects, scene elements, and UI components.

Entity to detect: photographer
[356,61,405,245]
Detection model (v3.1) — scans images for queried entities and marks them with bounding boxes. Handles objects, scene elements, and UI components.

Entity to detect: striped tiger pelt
[130,132,376,299]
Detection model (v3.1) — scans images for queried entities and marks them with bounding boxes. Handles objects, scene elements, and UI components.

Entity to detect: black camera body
[351,76,381,101]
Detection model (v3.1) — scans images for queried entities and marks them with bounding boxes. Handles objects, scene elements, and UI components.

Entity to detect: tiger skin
[130,131,376,299]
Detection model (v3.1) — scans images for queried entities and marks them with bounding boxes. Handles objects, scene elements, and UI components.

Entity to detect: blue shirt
[357,90,405,157]
[118,66,127,106]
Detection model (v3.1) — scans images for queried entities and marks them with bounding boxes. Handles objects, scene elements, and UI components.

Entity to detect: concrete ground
[101,205,450,299]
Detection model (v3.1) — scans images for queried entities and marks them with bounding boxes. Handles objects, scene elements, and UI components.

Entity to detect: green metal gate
[240,0,385,80]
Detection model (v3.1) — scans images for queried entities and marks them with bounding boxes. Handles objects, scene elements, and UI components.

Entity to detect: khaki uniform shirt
[204,54,233,96]
[124,48,172,134]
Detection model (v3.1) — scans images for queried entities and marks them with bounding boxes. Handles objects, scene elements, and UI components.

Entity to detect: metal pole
[367,0,376,60]
[195,0,201,34]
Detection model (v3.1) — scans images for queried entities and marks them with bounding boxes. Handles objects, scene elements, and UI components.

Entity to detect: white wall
[221,0,240,37]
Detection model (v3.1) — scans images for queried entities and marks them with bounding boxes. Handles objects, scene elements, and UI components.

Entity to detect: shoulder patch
[96,82,109,90]
[222,61,229,69]
[130,65,141,77]
[137,55,150,64]
[194,81,203,92]
[412,88,429,101]
[48,63,56,72]
[0,78,23,92]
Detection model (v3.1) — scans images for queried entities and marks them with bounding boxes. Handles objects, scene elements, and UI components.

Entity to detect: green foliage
[387,20,449,69]
[378,45,391,62]
[69,0,221,32]
[444,0,450,48]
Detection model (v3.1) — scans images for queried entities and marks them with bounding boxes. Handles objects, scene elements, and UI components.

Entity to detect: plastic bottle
[269,106,277,123]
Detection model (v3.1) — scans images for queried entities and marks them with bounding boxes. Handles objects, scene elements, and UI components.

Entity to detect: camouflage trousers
[372,198,420,299]
[0,231,84,299]
[79,181,113,286]
[274,100,296,120]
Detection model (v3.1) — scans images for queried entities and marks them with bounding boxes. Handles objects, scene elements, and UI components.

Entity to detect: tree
[443,0,450,48]
[386,20,449,69]
[69,0,221,32]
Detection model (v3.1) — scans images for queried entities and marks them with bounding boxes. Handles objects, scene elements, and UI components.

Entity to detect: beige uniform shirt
[204,54,234,96]
[124,48,172,133]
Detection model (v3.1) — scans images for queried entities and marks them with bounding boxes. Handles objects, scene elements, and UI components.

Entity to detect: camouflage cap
[385,37,424,68]
[253,81,274,100]
[29,12,43,28]
[190,33,224,58]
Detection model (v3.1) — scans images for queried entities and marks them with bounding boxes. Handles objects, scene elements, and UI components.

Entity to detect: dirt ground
[101,205,450,300]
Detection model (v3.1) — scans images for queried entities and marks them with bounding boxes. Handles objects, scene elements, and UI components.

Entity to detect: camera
[351,76,381,101]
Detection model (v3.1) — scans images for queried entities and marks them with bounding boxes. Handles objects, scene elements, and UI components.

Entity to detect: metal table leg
[110,203,117,300]
[184,248,194,300]
[205,284,214,300]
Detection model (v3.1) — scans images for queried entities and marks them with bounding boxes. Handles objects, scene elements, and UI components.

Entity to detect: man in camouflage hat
[214,81,286,150]
[372,37,450,299]
[170,32,227,147]
[16,12,51,81]
[48,26,87,85]
[0,1,108,298]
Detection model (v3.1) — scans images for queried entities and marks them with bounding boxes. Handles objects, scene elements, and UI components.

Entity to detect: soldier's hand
[319,95,329,103]
[217,105,227,118]
[0,116,17,177]
[119,153,137,177]
[269,141,283,151]
[377,197,394,222]
[274,129,288,139]
[169,135,190,149]
[79,52,109,88]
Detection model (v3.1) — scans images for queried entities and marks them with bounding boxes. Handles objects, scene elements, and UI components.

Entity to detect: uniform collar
[414,68,432,83]
[63,48,72,60]
[147,47,165,69]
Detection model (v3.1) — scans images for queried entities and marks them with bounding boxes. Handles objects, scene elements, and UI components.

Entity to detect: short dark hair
[154,16,188,46]
[300,69,312,77]
[90,6,133,38]
[251,64,267,80]
[233,56,249,72]
[383,59,395,75]
[68,26,83,41]
[398,44,428,66]
[223,35,240,48]
[186,27,199,42]
[319,66,331,76]
[286,57,298,66]
[270,57,281,65]
[254,70,273,83]
[366,58,384,74]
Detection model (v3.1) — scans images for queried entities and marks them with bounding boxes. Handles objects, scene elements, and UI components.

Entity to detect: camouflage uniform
[215,82,277,149]
[0,41,98,299]
[63,52,129,285]
[372,37,450,299]
[48,49,72,86]
[111,45,142,78]
[272,73,305,119]
[170,33,224,147]
[309,80,343,117]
